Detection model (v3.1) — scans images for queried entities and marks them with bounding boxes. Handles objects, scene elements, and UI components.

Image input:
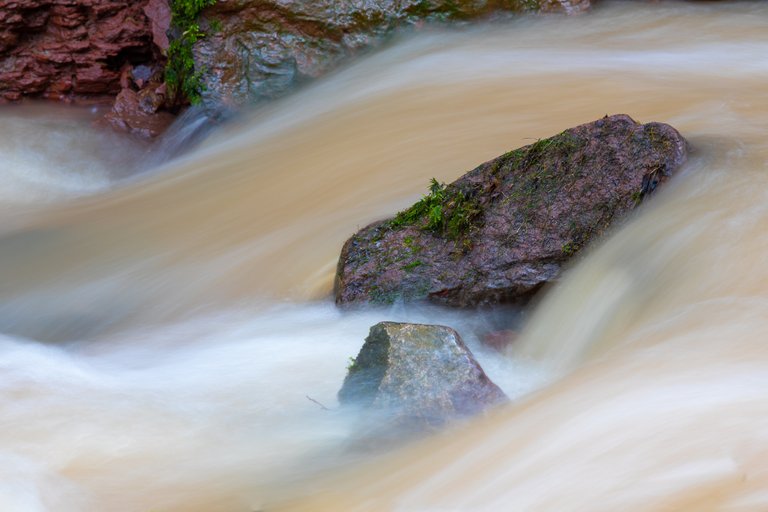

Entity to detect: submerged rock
[339,322,506,429]
[193,0,592,110]
[335,115,689,307]
[104,81,175,138]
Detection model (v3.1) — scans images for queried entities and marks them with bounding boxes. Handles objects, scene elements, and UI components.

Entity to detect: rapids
[1,1,767,510]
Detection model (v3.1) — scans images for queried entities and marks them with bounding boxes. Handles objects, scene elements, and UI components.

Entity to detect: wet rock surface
[0,0,162,102]
[339,321,506,430]
[104,82,175,138]
[335,115,689,307]
[193,0,592,110]
[0,0,591,136]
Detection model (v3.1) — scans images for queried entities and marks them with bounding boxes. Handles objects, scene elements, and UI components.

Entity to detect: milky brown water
[1,1,767,510]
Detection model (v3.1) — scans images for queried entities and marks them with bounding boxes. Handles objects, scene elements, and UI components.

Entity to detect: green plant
[391,178,444,229]
[390,178,482,239]
[165,0,217,106]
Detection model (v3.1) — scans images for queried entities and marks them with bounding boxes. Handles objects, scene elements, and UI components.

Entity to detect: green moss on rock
[335,115,689,308]
[389,178,483,240]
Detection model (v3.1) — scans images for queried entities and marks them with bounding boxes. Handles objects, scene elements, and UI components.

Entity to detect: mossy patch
[389,178,483,240]
[403,260,424,271]
[502,130,586,222]
[368,284,400,305]
[561,241,579,257]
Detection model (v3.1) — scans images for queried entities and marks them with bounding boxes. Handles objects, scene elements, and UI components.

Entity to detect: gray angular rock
[335,114,689,307]
[339,321,506,429]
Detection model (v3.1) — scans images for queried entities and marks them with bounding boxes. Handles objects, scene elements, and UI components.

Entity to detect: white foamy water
[1,1,767,510]
[0,104,149,208]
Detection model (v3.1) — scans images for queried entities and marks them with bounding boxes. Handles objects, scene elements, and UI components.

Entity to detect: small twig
[306,395,331,411]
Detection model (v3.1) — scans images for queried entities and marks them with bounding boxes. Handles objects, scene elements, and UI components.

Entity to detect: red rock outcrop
[0,0,164,102]
[1,0,590,137]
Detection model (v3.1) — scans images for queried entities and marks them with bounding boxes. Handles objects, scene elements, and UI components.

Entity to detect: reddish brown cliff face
[0,0,165,102]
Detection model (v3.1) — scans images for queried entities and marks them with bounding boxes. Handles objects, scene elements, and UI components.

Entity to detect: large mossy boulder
[335,114,689,307]
[193,0,591,109]
[339,322,506,429]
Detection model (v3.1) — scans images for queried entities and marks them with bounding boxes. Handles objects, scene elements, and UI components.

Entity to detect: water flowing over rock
[0,0,589,136]
[339,322,506,430]
[0,0,162,102]
[193,0,592,110]
[335,115,689,307]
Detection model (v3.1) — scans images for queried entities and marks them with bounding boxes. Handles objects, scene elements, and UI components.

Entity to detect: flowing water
[1,1,767,510]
